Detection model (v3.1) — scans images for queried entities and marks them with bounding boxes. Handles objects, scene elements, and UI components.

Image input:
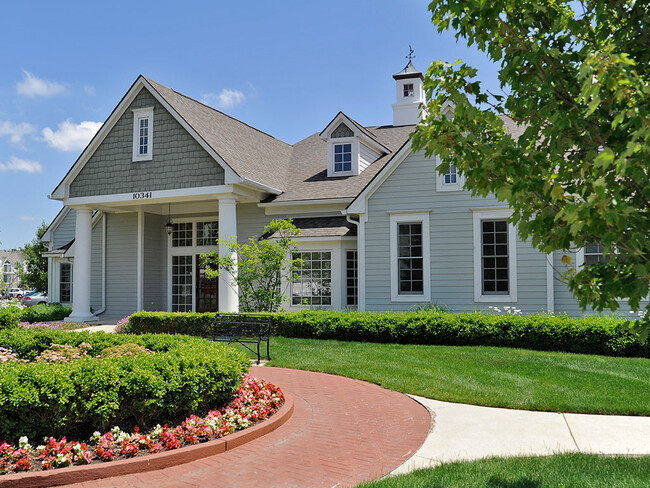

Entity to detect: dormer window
[334,143,352,173]
[132,107,154,162]
[444,163,458,184]
[403,83,414,97]
[436,156,464,192]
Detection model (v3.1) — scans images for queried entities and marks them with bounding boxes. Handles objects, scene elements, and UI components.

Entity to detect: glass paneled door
[196,255,218,312]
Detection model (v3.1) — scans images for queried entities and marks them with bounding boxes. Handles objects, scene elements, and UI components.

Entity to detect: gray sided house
[42,63,640,321]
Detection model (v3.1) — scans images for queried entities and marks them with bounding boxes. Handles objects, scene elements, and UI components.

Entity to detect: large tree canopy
[18,222,48,292]
[412,0,650,326]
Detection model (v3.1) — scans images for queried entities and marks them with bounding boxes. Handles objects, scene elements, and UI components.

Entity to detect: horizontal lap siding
[144,213,166,311]
[365,150,548,313]
[52,209,75,249]
[105,213,137,316]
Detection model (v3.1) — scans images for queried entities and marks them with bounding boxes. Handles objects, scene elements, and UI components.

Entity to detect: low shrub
[126,310,649,358]
[0,329,249,443]
[20,303,72,323]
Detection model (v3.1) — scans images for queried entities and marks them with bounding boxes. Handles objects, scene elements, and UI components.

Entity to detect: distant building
[0,250,25,289]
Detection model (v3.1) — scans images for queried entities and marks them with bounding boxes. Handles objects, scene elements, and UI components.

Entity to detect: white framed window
[403,83,414,97]
[436,156,464,192]
[291,251,332,306]
[196,221,219,246]
[60,262,73,303]
[3,262,11,273]
[389,211,431,302]
[132,107,154,162]
[327,137,357,177]
[576,242,610,269]
[346,250,358,307]
[472,208,517,302]
[334,143,352,173]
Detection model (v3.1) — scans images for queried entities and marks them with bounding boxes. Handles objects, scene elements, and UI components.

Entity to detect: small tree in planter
[200,219,303,313]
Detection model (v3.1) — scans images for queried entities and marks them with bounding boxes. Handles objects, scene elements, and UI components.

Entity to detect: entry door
[196,255,218,312]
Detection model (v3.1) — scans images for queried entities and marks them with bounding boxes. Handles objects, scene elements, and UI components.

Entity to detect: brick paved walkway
[63,367,430,488]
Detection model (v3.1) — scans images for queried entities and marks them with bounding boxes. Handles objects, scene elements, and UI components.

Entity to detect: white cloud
[17,70,65,97]
[18,215,37,221]
[0,156,42,173]
[83,85,96,96]
[0,121,36,144]
[42,120,102,151]
[201,88,246,109]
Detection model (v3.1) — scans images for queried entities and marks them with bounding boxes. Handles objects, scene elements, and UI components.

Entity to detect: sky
[0,0,500,250]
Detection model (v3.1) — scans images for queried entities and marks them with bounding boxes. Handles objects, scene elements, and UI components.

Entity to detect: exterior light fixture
[165,203,173,236]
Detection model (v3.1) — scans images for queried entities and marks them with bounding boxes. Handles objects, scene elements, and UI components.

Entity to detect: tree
[200,219,303,312]
[412,0,650,329]
[17,222,49,292]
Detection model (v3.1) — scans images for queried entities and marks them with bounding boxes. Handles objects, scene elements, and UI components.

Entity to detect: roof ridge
[144,77,293,149]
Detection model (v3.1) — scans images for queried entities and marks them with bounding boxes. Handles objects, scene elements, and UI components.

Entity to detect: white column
[66,208,97,322]
[218,198,239,312]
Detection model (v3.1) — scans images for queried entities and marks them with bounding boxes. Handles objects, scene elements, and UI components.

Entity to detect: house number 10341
[132,192,152,200]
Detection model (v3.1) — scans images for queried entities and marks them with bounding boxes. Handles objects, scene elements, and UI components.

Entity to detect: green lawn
[356,454,650,488]
[254,337,650,415]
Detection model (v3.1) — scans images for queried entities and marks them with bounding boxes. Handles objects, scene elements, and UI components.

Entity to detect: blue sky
[0,0,498,249]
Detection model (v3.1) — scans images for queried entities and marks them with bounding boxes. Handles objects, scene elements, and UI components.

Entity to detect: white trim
[320,112,389,154]
[358,214,367,311]
[63,185,234,207]
[137,208,144,310]
[436,155,464,192]
[546,253,554,312]
[328,138,358,177]
[472,208,518,303]
[389,211,431,303]
[132,107,154,162]
[576,247,585,269]
[260,197,353,208]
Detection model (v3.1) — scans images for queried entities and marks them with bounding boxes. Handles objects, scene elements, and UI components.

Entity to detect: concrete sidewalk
[392,395,650,475]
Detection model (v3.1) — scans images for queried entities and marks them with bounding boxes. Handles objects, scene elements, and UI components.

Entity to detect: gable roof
[145,78,293,192]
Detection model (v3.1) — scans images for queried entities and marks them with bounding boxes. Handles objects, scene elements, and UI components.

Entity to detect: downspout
[93,213,107,316]
[344,212,366,312]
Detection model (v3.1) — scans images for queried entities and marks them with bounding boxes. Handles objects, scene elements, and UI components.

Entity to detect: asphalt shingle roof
[261,217,357,239]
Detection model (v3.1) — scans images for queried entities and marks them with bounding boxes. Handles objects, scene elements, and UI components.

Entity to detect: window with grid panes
[60,263,72,303]
[584,242,608,266]
[291,251,332,306]
[346,250,358,306]
[172,255,193,312]
[333,143,352,173]
[397,223,424,294]
[444,162,458,184]
[481,220,509,294]
[172,222,193,247]
[196,221,218,246]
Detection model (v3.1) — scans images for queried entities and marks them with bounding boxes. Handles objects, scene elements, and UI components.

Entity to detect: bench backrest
[204,313,272,340]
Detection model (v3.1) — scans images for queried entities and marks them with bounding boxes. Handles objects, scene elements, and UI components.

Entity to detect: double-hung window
[389,211,431,302]
[473,208,517,302]
[132,107,154,161]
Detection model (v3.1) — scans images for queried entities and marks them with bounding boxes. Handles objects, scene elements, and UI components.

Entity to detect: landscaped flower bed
[0,374,284,474]
[0,329,250,442]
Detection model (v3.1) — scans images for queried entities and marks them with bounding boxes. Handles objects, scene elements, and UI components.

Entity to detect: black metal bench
[203,313,272,364]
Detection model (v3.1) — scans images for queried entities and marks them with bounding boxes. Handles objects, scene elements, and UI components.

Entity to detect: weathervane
[406,45,415,62]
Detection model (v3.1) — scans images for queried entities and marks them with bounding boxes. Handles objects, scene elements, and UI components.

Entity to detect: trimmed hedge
[126,310,649,358]
[0,329,249,443]
[0,302,72,330]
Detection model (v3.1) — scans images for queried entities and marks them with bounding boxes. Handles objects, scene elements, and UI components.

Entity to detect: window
[3,275,10,284]
[172,222,193,247]
[172,255,193,312]
[472,208,517,302]
[346,250,358,306]
[132,107,154,161]
[403,83,414,97]
[584,242,608,266]
[389,211,431,302]
[60,263,72,303]
[291,251,332,306]
[444,163,458,184]
[196,221,219,246]
[3,262,10,273]
[334,143,352,173]
[436,156,463,192]
[481,220,509,294]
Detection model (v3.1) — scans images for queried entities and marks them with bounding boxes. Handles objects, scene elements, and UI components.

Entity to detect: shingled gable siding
[69,88,225,198]
[364,150,548,313]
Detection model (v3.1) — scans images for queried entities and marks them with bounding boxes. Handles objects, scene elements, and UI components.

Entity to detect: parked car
[5,288,26,300]
[22,292,48,307]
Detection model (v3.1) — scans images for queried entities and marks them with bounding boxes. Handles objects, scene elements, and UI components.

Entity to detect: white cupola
[392,60,425,126]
